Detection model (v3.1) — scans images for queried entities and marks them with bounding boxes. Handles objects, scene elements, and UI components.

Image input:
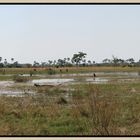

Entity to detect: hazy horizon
[0,5,140,64]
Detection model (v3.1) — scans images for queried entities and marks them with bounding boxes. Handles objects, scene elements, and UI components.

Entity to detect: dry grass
[71,85,120,135]
[0,81,139,135]
[0,66,140,75]
[13,75,30,83]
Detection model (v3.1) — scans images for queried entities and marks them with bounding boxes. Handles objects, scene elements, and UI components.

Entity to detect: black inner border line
[0,3,140,5]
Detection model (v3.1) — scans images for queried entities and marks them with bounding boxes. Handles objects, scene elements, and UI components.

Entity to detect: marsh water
[0,71,139,77]
[0,71,139,97]
[32,78,75,85]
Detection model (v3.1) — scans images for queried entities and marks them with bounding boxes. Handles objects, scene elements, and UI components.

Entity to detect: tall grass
[0,82,139,135]
[71,84,120,135]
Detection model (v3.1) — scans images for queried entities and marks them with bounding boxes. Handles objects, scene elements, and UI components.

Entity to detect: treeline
[0,52,140,68]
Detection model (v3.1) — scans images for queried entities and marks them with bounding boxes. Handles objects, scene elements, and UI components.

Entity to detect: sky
[0,5,140,64]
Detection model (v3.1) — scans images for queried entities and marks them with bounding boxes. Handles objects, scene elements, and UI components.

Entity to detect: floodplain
[0,67,139,135]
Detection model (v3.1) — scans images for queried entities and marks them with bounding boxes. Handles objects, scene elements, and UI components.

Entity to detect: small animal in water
[66,69,68,72]
[34,83,55,88]
[93,73,96,78]
[34,83,40,87]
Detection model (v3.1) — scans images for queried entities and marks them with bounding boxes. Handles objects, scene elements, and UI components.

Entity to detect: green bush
[47,69,56,75]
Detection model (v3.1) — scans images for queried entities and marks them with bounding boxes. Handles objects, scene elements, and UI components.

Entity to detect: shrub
[57,97,68,105]
[13,75,29,83]
[47,69,56,75]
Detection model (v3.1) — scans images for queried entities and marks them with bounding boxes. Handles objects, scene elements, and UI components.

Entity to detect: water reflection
[86,77,109,84]
[32,78,74,85]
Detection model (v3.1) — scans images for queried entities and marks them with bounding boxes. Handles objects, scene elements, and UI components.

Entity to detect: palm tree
[0,57,3,68]
[57,59,65,67]
[92,61,95,65]
[82,59,86,66]
[87,60,92,66]
[53,60,56,67]
[11,58,14,63]
[48,60,53,66]
[67,57,70,62]
[112,55,119,66]
[4,59,7,67]
[0,57,2,62]
[63,58,67,66]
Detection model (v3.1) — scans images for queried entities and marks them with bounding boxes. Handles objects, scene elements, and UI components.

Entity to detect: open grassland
[0,66,139,81]
[0,82,140,135]
[0,66,140,75]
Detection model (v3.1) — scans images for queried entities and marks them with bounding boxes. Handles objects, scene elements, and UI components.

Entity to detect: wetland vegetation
[0,53,140,136]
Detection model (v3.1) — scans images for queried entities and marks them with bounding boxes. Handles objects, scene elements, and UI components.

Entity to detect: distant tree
[33,61,40,67]
[13,61,19,67]
[126,58,135,64]
[63,58,67,66]
[65,57,72,66]
[0,57,2,62]
[48,60,53,66]
[53,60,56,67]
[11,58,14,63]
[92,61,96,65]
[126,58,135,67]
[82,59,86,66]
[0,57,3,68]
[0,63,3,68]
[137,59,140,66]
[71,52,87,66]
[102,58,111,64]
[41,62,46,67]
[26,63,32,68]
[4,59,7,67]
[112,56,119,66]
[117,59,125,66]
[87,60,92,66]
[10,58,14,67]
[57,59,65,67]
[64,58,67,62]
[67,57,70,62]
